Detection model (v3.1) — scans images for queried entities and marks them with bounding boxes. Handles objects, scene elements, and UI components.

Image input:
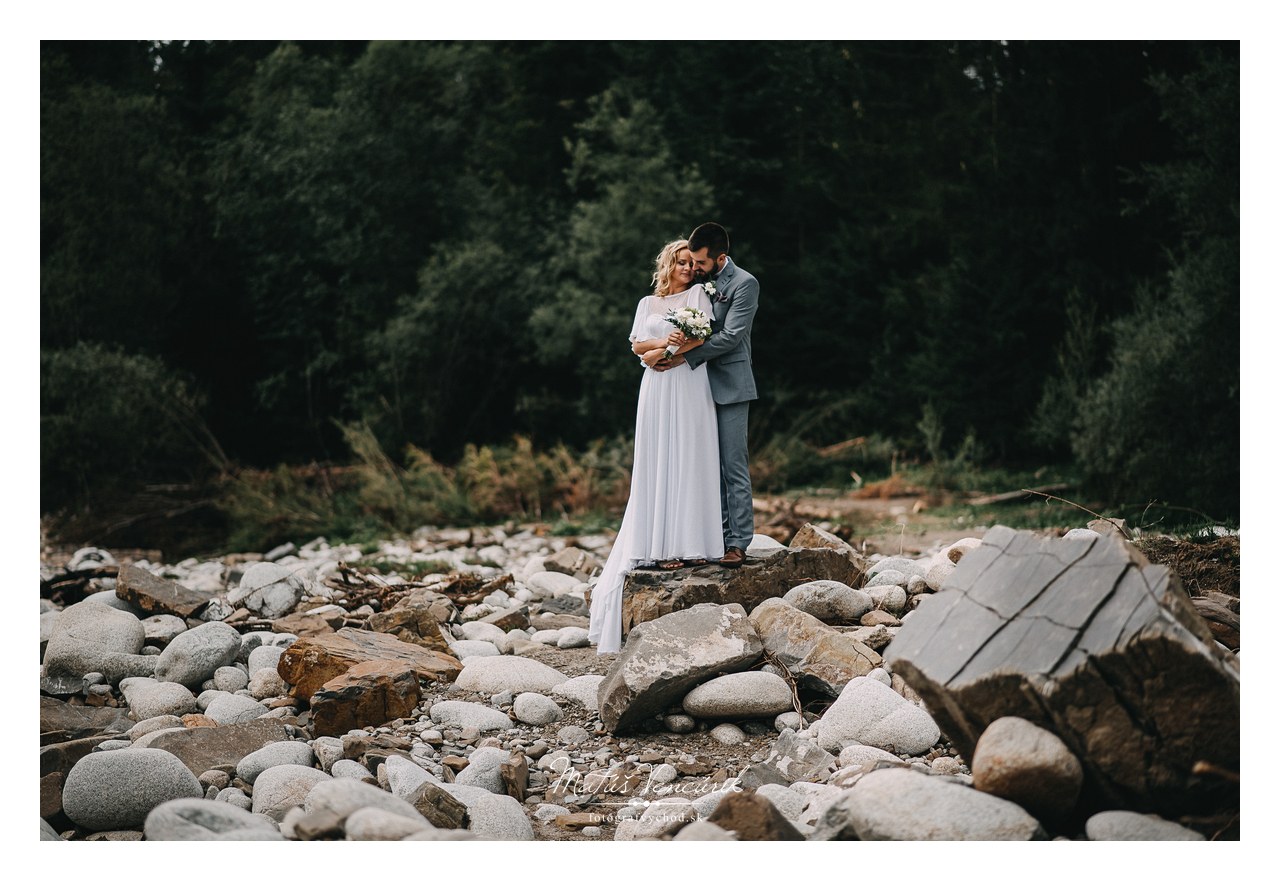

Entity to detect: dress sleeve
[629,297,650,343]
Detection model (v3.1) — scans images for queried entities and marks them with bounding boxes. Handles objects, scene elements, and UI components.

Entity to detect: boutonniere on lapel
[705,281,728,303]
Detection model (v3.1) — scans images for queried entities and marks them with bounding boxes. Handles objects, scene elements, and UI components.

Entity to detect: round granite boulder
[120,678,197,720]
[203,693,268,725]
[62,748,203,830]
[453,655,568,694]
[144,798,284,840]
[155,622,241,689]
[42,601,147,688]
[250,764,333,821]
[682,671,794,719]
[782,581,873,624]
[811,676,940,756]
[234,562,305,619]
[427,700,514,732]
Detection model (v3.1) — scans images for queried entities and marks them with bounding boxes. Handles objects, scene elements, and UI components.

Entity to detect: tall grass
[215,426,635,551]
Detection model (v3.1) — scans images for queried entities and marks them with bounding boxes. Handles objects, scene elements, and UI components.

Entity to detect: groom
[657,222,758,568]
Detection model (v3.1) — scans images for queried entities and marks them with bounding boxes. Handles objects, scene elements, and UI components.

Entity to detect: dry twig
[762,649,806,727]
[1020,489,1135,541]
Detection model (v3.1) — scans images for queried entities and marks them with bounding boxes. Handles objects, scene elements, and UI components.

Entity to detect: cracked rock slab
[884,525,1239,817]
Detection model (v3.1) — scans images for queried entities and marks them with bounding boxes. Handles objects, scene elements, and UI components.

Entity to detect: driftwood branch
[41,566,119,592]
[968,483,1070,506]
[816,437,866,458]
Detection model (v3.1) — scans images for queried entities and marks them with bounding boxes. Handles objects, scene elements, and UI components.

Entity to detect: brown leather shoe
[719,547,745,569]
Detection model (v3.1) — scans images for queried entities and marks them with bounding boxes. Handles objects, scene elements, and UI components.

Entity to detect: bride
[587,238,724,654]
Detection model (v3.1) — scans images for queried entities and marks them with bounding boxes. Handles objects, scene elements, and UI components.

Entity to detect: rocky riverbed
[38,521,1239,842]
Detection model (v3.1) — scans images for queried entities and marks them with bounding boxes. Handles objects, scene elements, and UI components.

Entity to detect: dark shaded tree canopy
[40,40,1239,518]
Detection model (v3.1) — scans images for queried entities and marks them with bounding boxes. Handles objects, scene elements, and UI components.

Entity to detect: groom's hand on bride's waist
[651,354,685,371]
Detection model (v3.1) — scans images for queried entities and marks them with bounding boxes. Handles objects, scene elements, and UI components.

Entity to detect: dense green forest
[40,40,1239,547]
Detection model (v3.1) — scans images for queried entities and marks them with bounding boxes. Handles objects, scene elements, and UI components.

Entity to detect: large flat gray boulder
[884,526,1239,818]
[597,603,763,734]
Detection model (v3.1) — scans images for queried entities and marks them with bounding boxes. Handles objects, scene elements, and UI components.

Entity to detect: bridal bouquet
[663,306,712,359]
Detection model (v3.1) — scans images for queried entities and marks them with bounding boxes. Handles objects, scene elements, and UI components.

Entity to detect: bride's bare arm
[639,336,703,368]
[631,338,667,356]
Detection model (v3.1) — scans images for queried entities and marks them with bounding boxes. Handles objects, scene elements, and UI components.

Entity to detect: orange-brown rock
[182,714,218,728]
[500,753,529,802]
[479,606,531,632]
[391,588,457,624]
[270,610,335,638]
[554,812,610,830]
[278,629,462,700]
[707,790,806,841]
[368,606,450,653]
[40,772,63,819]
[309,660,421,738]
[860,609,900,627]
[406,779,469,829]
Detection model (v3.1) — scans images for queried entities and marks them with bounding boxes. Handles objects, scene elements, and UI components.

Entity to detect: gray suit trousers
[717,400,753,551]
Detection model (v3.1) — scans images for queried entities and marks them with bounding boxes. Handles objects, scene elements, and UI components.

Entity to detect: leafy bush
[41,343,222,511]
[1070,50,1238,519]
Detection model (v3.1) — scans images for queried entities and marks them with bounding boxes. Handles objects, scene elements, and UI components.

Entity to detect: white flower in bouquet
[663,306,712,359]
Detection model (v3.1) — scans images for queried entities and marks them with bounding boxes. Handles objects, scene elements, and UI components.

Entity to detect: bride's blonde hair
[651,238,690,298]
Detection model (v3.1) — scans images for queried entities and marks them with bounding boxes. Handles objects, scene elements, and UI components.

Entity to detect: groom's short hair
[689,222,729,258]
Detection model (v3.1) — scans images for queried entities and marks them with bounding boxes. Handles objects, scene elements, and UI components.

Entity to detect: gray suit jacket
[683,256,759,405]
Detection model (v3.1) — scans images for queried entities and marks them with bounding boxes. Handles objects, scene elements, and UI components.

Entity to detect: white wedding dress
[587,284,724,654]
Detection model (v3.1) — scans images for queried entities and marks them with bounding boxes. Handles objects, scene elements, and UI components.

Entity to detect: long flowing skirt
[587,362,723,653]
